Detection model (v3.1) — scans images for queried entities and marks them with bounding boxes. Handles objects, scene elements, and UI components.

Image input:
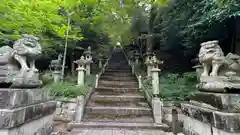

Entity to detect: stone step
[99,80,138,84]
[93,91,142,96]
[98,81,138,88]
[83,114,154,123]
[87,99,150,108]
[104,69,132,73]
[105,67,131,70]
[100,76,136,81]
[84,106,152,116]
[91,93,145,102]
[102,72,133,77]
[95,87,139,93]
[68,121,170,131]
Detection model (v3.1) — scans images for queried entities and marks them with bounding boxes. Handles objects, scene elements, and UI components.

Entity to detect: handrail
[122,49,153,107]
[95,47,115,88]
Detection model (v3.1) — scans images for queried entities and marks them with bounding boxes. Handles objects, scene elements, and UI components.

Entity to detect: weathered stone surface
[95,87,139,93]
[0,34,43,88]
[181,103,240,132]
[0,114,53,135]
[68,121,170,131]
[0,88,51,109]
[0,101,56,129]
[85,106,152,116]
[183,114,240,135]
[190,92,240,112]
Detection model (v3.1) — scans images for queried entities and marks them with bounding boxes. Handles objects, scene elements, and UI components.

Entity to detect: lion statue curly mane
[0,34,42,88]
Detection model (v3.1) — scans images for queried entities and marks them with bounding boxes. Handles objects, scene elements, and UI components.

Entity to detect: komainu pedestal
[182,40,240,135]
[0,34,56,135]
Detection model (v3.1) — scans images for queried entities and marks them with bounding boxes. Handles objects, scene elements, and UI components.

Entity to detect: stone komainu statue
[196,40,240,92]
[50,53,63,71]
[0,34,42,88]
[198,40,240,77]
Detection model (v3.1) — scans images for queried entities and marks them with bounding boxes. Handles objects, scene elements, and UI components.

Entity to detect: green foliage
[151,0,240,56]
[160,72,197,101]
[45,74,95,98]
[47,82,88,98]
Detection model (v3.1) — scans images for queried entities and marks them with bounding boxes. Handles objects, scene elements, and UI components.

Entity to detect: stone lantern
[98,53,104,69]
[74,56,86,85]
[151,56,163,97]
[144,52,155,77]
[144,52,154,77]
[151,55,163,125]
[83,46,93,75]
[133,51,140,65]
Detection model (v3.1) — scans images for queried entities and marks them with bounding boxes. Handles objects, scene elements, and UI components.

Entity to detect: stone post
[152,67,160,96]
[52,71,61,83]
[138,75,142,89]
[152,97,163,125]
[74,95,84,122]
[74,56,86,86]
[95,74,99,88]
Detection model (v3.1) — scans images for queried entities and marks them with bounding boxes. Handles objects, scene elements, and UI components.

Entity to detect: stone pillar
[152,97,162,125]
[138,75,142,89]
[52,71,61,83]
[95,74,99,88]
[132,63,135,74]
[98,58,103,68]
[151,65,161,96]
[74,56,86,86]
[74,95,84,122]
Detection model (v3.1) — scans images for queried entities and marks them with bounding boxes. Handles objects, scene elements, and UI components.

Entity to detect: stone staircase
[69,48,170,134]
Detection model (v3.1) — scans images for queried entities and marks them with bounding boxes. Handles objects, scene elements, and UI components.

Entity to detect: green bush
[46,82,88,98]
[160,72,197,101]
[45,74,95,98]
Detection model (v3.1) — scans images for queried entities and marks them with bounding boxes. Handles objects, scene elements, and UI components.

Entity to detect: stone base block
[0,114,54,135]
[183,115,240,135]
[0,101,56,129]
[190,92,240,112]
[0,88,51,109]
[181,103,240,134]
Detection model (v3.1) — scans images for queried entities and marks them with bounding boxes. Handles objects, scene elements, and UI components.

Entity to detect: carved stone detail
[0,34,42,88]
[197,40,240,91]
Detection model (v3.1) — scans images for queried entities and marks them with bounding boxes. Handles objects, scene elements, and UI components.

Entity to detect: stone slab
[85,106,152,117]
[0,114,53,135]
[0,88,51,109]
[183,115,240,135]
[181,103,240,133]
[183,115,212,135]
[0,101,56,129]
[190,92,240,112]
[71,128,173,135]
[68,121,170,131]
